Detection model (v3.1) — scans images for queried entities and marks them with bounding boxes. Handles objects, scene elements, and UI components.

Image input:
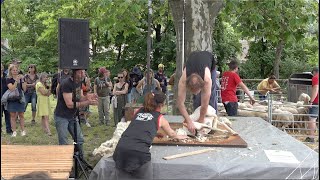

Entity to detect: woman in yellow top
[36,72,52,136]
[257,74,281,100]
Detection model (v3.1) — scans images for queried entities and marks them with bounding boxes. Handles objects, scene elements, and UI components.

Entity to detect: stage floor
[89,116,319,179]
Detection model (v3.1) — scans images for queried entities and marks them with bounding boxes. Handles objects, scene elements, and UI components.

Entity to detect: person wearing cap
[129,66,144,103]
[257,74,281,101]
[177,51,218,134]
[94,67,113,126]
[305,67,319,143]
[154,63,168,94]
[221,59,255,116]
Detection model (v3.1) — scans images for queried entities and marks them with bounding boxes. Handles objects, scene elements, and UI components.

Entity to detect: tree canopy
[1,0,318,79]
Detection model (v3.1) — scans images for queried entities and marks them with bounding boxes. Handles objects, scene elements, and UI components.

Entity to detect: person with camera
[94,67,112,126]
[54,69,98,154]
[36,72,52,136]
[6,64,27,137]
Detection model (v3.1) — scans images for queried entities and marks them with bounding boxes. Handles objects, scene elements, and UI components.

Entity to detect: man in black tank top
[177,51,217,134]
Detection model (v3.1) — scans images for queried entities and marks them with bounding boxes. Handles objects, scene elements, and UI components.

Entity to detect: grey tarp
[89,116,319,179]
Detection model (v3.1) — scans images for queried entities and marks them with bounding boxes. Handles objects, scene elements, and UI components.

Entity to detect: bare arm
[198,68,212,123]
[136,79,144,94]
[63,91,97,109]
[310,84,319,103]
[238,82,255,104]
[38,84,51,96]
[160,116,188,140]
[177,69,196,134]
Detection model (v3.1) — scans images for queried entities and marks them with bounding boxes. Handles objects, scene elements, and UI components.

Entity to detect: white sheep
[272,109,294,130]
[184,105,238,135]
[298,93,311,105]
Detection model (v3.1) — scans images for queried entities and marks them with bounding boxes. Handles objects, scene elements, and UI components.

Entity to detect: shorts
[309,104,319,118]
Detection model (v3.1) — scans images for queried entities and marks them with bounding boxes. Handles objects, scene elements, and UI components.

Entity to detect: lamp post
[146,0,152,93]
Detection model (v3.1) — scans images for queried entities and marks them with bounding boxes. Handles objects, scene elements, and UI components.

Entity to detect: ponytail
[143,92,167,112]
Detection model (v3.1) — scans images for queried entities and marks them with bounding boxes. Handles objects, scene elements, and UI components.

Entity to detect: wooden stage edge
[1,145,74,180]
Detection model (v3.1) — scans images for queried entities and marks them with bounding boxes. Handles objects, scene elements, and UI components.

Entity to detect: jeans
[223,102,238,116]
[258,92,267,101]
[193,69,217,111]
[98,96,110,124]
[127,90,132,103]
[1,104,12,133]
[54,114,84,154]
[24,91,37,112]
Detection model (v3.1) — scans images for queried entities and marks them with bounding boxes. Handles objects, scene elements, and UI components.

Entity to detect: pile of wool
[92,121,131,157]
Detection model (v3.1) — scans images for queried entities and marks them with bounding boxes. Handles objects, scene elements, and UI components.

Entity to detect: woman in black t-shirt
[113,92,188,179]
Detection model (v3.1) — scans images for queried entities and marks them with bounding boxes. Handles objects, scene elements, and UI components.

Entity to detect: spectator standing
[1,63,12,134]
[79,71,92,127]
[24,64,39,125]
[94,67,112,126]
[112,72,129,126]
[6,64,27,137]
[55,69,71,96]
[36,72,52,136]
[257,74,281,100]
[122,68,132,103]
[128,66,143,103]
[221,60,255,116]
[154,63,168,94]
[305,67,319,142]
[137,69,161,96]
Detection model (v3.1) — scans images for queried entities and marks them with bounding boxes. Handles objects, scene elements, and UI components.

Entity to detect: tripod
[72,81,93,179]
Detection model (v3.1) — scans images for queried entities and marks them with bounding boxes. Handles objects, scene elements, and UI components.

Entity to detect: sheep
[272,109,294,131]
[183,105,238,136]
[93,121,131,157]
[298,93,311,105]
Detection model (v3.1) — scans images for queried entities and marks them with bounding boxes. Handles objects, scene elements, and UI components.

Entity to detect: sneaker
[31,120,36,125]
[12,131,17,137]
[21,131,26,136]
[86,122,91,127]
[304,137,315,143]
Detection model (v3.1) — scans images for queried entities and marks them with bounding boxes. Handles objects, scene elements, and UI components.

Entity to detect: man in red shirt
[221,60,255,116]
[305,67,319,142]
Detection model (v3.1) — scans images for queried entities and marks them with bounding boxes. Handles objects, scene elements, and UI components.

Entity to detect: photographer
[54,69,98,155]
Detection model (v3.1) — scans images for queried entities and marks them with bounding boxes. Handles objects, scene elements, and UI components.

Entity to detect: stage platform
[89,116,319,179]
[1,145,74,180]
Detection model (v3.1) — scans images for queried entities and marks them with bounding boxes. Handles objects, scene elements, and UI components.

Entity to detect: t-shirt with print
[94,77,111,97]
[221,71,242,103]
[54,77,81,119]
[312,73,319,104]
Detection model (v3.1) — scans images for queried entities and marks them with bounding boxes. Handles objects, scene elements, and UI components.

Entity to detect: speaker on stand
[59,18,89,70]
[58,18,92,179]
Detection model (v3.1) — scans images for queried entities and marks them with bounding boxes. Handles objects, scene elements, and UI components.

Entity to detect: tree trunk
[169,0,224,115]
[273,39,284,79]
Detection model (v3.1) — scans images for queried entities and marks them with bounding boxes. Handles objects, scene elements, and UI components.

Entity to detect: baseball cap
[99,67,107,74]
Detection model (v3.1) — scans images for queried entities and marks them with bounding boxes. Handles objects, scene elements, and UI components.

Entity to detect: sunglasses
[29,66,34,68]
[118,76,123,78]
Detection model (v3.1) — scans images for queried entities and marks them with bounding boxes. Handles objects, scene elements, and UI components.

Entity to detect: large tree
[169,0,224,114]
[225,0,318,78]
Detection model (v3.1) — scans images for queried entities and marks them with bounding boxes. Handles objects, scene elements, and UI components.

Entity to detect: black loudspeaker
[59,18,89,69]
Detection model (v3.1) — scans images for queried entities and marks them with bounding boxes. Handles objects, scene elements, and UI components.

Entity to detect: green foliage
[213,14,242,72]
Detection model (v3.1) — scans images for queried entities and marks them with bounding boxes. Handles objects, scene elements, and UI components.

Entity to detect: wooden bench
[1,145,74,180]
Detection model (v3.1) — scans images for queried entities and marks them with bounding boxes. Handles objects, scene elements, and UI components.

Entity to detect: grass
[1,95,115,169]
